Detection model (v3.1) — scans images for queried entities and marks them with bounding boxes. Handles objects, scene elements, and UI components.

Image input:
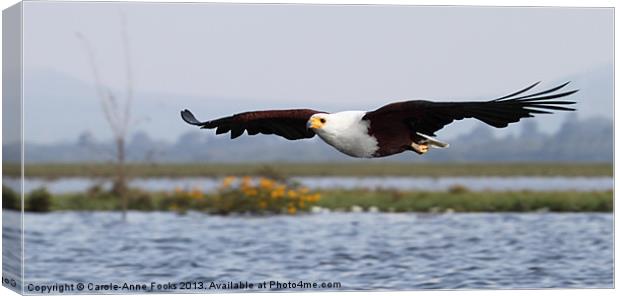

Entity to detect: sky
[18,2,614,143]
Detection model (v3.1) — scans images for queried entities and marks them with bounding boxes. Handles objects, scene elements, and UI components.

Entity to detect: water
[4,211,612,292]
[7,176,614,194]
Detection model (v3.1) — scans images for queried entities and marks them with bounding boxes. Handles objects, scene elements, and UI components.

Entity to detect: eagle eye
[320,118,326,124]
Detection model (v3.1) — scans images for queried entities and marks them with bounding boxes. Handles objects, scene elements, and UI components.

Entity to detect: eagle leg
[411,142,429,155]
[416,132,450,148]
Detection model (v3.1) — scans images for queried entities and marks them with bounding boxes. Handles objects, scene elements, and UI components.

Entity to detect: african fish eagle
[181,82,576,158]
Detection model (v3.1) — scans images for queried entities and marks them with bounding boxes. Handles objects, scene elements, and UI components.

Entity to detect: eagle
[181,82,576,158]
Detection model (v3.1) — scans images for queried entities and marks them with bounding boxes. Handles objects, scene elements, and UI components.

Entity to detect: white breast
[314,111,379,158]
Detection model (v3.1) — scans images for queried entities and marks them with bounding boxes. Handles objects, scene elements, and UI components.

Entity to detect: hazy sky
[20,2,614,143]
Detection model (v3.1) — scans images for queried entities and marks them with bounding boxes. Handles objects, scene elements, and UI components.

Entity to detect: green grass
[50,192,154,212]
[315,189,613,213]
[40,189,613,213]
[5,162,613,178]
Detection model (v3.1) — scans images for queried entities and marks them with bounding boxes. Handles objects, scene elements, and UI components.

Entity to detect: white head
[307,111,366,136]
[306,111,377,158]
[306,113,330,131]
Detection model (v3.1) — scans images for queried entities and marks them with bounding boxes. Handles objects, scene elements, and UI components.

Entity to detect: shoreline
[7,188,613,213]
[3,162,613,178]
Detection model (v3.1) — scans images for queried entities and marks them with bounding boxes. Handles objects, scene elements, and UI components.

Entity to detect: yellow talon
[411,142,429,154]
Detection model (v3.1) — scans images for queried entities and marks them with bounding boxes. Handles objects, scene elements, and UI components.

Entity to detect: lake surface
[4,211,613,292]
[6,176,614,194]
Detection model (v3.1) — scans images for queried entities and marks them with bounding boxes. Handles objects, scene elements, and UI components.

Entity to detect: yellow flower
[259,178,274,190]
[240,176,252,189]
[258,201,267,209]
[221,176,237,188]
[270,186,285,199]
[189,186,203,199]
[299,187,310,194]
[287,206,297,215]
[301,193,320,202]
[287,190,298,198]
[244,188,258,196]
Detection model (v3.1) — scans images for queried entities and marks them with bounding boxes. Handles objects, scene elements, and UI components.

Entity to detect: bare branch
[76,32,123,139]
[120,11,134,138]
[103,91,121,136]
[75,11,137,220]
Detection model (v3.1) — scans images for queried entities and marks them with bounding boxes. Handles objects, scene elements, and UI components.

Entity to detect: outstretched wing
[181,109,323,140]
[363,82,577,137]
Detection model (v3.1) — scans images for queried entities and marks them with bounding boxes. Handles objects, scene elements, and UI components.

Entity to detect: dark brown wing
[363,82,577,137]
[181,109,323,140]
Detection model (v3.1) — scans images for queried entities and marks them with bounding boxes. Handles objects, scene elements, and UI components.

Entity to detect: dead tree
[76,13,134,220]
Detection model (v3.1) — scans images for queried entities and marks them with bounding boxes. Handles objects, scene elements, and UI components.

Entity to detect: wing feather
[181,109,322,140]
[364,82,577,137]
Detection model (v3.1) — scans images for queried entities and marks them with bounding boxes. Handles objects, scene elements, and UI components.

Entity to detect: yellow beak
[307,117,323,129]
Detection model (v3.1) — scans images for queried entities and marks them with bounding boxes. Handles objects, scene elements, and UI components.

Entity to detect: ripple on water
[2,211,611,290]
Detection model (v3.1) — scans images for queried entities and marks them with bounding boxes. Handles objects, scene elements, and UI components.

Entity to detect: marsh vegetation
[6,182,611,214]
[4,162,612,178]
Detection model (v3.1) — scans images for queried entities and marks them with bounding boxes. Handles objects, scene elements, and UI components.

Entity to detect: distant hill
[8,115,612,164]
